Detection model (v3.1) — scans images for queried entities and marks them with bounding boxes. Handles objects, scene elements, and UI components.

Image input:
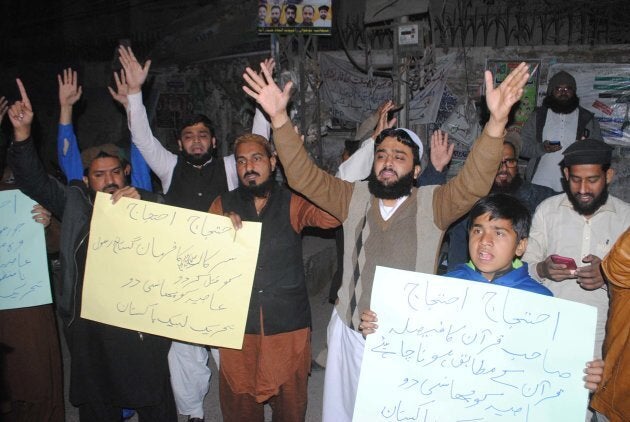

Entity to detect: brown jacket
[590,227,630,422]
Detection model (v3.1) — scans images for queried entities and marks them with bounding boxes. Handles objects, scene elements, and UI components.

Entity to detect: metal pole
[313,36,323,166]
[397,16,409,128]
[298,35,307,150]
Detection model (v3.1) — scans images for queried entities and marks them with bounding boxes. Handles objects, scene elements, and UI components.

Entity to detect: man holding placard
[209,133,339,421]
[7,79,176,421]
[118,46,276,422]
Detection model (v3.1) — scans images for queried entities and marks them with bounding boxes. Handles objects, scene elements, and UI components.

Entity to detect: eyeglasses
[499,158,518,168]
[554,86,574,94]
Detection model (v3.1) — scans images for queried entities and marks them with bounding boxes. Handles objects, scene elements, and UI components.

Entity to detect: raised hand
[243,63,292,128]
[117,46,151,94]
[260,57,276,76]
[484,62,529,137]
[58,68,82,108]
[8,79,34,142]
[0,96,8,123]
[58,68,82,125]
[107,69,130,107]
[430,129,454,172]
[372,100,397,139]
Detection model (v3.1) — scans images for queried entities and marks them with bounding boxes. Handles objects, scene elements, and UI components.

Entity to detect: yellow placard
[81,192,261,349]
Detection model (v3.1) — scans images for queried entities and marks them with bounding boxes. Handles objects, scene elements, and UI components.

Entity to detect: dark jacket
[445,260,553,296]
[220,183,309,335]
[446,178,555,271]
[8,137,163,325]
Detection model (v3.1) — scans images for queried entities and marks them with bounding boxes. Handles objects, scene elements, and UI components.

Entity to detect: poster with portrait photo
[257,1,332,36]
[486,59,541,128]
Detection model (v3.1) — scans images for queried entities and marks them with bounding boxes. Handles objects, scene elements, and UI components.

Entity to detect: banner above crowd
[320,52,456,126]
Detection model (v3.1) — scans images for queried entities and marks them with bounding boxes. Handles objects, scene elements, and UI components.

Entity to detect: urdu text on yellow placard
[81,192,261,349]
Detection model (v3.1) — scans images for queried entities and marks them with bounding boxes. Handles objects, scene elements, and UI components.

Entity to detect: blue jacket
[445,260,553,296]
[446,177,555,271]
[57,123,152,191]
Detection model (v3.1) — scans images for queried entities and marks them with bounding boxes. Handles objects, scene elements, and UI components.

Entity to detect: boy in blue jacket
[444,193,551,295]
[360,193,604,389]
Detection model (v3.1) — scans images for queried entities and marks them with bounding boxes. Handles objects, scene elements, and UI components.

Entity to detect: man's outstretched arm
[243,64,353,221]
[118,46,177,191]
[57,67,84,182]
[433,62,531,229]
[8,79,67,218]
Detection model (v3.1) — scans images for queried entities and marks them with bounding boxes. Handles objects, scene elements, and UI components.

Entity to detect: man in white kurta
[523,139,630,421]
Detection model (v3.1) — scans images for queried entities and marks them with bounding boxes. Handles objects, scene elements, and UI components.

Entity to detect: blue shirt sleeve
[57,123,83,183]
[130,141,152,191]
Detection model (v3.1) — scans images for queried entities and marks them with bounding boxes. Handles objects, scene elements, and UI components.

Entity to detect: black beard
[491,173,523,194]
[367,169,415,200]
[239,176,274,198]
[562,178,610,216]
[181,150,213,166]
[543,94,580,114]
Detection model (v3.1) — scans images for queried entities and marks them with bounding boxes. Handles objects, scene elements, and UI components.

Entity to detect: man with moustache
[523,140,630,420]
[209,134,338,421]
[520,70,603,192]
[7,79,175,421]
[446,139,555,270]
[243,61,531,422]
[284,4,298,26]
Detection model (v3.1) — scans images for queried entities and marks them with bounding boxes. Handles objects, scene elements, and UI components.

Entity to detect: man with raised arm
[57,67,152,190]
[7,79,175,421]
[118,46,271,422]
[243,61,530,421]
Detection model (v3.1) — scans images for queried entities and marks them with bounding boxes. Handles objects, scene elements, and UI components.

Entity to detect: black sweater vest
[165,156,228,212]
[221,183,310,335]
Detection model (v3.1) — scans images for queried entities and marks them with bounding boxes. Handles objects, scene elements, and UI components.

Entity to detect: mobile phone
[546,139,561,147]
[387,103,405,121]
[550,254,577,270]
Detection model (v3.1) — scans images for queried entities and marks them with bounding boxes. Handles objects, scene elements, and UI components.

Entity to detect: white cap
[399,128,424,160]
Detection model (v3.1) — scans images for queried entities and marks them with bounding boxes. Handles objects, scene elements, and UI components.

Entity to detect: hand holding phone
[550,254,577,270]
[544,139,562,152]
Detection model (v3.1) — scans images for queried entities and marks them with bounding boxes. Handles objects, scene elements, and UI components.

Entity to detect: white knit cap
[399,128,424,160]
